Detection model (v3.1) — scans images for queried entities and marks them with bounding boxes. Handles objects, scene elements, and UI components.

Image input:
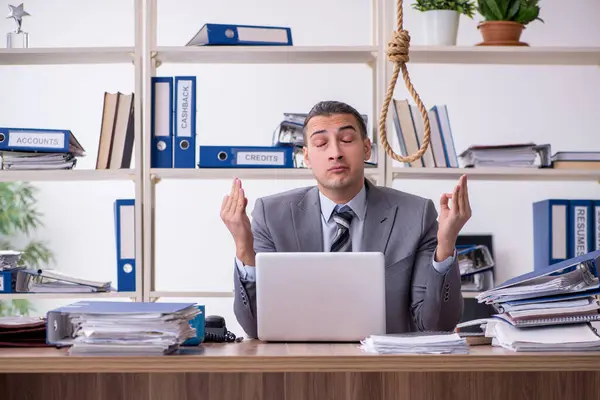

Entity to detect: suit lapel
[363,181,397,254]
[291,187,323,252]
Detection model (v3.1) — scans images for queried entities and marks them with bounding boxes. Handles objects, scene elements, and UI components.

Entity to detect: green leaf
[507,0,520,19]
[483,0,506,19]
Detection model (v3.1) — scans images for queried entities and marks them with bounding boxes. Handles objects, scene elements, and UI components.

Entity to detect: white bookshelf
[3,0,599,305]
[392,167,600,181]
[0,169,136,183]
[150,167,380,181]
[0,47,136,65]
[0,291,137,301]
[0,0,145,303]
[153,46,378,65]
[406,45,600,66]
[149,291,234,300]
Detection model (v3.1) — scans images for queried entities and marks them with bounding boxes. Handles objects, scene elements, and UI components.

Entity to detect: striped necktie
[330,205,354,252]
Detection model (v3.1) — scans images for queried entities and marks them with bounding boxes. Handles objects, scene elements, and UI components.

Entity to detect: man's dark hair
[303,100,368,141]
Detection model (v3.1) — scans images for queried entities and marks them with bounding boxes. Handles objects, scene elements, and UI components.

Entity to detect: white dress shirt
[236,185,455,282]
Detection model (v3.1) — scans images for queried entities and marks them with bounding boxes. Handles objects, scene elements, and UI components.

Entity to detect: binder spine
[569,200,593,259]
[151,77,174,168]
[533,199,570,271]
[114,199,136,292]
[173,76,196,168]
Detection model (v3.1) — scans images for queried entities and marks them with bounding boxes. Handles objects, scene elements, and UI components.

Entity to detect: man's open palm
[220,178,252,250]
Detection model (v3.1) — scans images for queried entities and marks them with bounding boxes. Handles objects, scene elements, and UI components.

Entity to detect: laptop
[255,252,386,342]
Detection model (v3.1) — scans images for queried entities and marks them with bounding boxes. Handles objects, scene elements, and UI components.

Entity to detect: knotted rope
[378,5,430,163]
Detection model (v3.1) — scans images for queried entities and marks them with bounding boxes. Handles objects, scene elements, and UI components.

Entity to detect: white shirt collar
[319,184,367,222]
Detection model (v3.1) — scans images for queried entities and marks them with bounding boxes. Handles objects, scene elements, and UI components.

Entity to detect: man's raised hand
[220,178,254,265]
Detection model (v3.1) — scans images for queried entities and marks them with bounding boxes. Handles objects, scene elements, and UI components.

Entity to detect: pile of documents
[458,143,550,168]
[0,250,22,269]
[47,301,200,355]
[361,332,468,354]
[1,152,77,170]
[14,268,112,293]
[475,249,600,351]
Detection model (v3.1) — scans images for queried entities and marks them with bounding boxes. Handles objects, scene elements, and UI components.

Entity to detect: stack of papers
[1,152,77,170]
[487,319,600,352]
[48,301,200,355]
[0,250,22,269]
[458,143,549,168]
[15,268,113,293]
[475,249,600,351]
[361,332,468,354]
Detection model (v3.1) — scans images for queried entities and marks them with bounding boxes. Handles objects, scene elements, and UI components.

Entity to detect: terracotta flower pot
[476,21,528,46]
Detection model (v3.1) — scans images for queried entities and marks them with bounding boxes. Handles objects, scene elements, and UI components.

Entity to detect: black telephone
[204,315,242,343]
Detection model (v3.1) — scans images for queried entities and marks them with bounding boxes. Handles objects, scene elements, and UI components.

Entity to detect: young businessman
[221,101,471,339]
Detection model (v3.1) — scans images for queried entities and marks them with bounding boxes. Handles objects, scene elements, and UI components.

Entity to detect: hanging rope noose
[378,1,430,163]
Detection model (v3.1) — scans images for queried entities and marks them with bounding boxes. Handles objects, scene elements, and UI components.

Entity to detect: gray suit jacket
[233,179,464,338]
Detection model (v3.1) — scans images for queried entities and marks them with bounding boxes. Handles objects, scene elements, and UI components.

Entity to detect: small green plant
[412,0,477,18]
[477,0,543,24]
[0,182,54,316]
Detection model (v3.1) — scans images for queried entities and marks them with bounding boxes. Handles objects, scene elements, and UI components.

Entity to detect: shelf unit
[2,0,600,304]
[0,0,145,302]
[140,0,392,301]
[141,0,600,301]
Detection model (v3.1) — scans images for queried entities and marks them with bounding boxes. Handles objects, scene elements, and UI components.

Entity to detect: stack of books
[551,151,600,170]
[476,249,600,351]
[0,127,85,170]
[47,301,201,355]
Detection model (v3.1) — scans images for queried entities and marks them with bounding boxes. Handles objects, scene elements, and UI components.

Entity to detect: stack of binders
[476,249,600,351]
[46,301,201,355]
[0,127,85,170]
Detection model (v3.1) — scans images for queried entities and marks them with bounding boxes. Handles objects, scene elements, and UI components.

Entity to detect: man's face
[303,113,371,191]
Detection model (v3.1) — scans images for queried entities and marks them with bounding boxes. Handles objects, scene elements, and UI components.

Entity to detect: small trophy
[6,3,30,49]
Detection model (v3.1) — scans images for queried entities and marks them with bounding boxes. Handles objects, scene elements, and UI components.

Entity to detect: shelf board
[0,47,135,66]
[0,291,137,300]
[408,45,600,65]
[392,167,600,181]
[154,46,377,64]
[0,169,136,182]
[149,290,234,299]
[151,167,379,181]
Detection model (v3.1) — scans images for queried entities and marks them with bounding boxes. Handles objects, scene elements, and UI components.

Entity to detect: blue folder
[0,127,85,155]
[198,145,294,168]
[186,23,293,46]
[495,249,600,291]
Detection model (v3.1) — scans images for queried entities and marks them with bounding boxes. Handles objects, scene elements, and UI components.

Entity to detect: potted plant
[412,0,476,46]
[475,0,543,46]
[0,182,54,317]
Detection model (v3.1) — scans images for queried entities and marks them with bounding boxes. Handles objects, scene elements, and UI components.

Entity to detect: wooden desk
[1,342,600,400]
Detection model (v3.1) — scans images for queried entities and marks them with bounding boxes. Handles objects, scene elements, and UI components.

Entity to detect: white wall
[0,0,599,338]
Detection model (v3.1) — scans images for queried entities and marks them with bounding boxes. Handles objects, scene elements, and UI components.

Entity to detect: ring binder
[494,313,600,328]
